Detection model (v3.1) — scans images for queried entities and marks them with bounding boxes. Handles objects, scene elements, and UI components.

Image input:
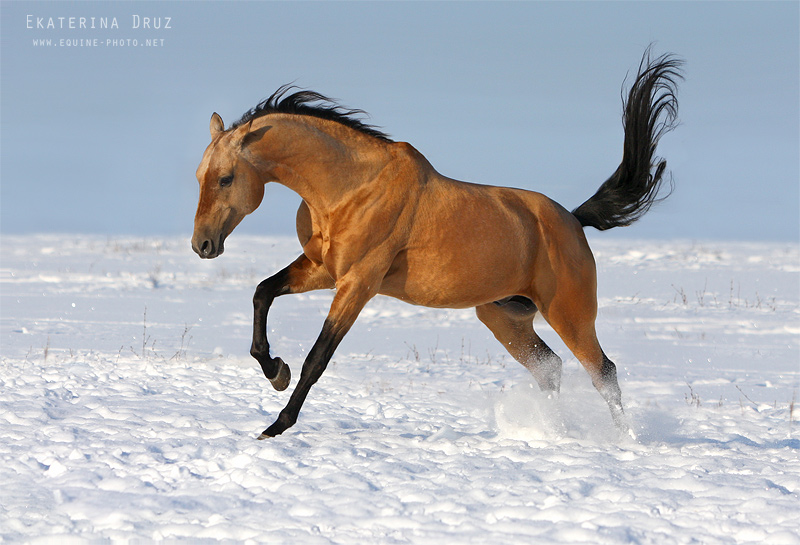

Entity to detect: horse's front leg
[259,275,377,438]
[251,254,333,390]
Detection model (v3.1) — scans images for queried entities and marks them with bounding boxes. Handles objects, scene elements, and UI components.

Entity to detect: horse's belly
[379,248,532,309]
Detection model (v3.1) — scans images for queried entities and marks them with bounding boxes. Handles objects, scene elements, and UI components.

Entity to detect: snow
[1,234,798,544]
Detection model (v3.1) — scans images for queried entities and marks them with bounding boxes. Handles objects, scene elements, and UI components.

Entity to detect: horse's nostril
[200,239,213,257]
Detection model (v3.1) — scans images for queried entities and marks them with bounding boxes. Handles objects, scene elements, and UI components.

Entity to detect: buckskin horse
[192,49,682,439]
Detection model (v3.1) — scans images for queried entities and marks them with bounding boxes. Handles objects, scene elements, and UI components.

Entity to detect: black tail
[572,48,683,230]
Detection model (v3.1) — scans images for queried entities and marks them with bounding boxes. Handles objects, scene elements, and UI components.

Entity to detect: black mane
[231,84,393,142]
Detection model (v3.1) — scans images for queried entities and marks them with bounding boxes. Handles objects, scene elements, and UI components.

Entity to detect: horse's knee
[254,267,293,305]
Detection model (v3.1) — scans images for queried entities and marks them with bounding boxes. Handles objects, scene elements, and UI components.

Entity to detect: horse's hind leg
[475,299,562,393]
[251,254,333,390]
[538,291,630,435]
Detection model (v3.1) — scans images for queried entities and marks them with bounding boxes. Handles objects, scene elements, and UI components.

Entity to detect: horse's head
[192,113,271,259]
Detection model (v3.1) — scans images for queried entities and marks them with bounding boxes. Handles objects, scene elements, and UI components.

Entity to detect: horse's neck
[256,115,390,210]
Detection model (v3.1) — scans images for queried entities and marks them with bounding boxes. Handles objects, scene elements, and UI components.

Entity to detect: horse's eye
[219,175,234,188]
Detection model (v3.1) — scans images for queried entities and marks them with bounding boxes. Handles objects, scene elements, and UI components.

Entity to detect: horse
[192,49,682,439]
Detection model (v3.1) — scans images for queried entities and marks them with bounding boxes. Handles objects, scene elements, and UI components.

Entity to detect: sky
[1,1,798,241]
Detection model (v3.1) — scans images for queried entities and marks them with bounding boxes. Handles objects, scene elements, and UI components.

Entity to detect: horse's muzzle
[192,234,225,259]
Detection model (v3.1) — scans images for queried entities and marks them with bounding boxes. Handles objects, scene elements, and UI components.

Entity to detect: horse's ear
[210,113,225,138]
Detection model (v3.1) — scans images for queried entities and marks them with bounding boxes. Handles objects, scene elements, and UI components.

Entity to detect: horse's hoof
[269,358,291,391]
[258,422,285,439]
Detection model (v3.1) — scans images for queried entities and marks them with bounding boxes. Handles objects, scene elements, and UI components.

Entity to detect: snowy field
[1,234,798,544]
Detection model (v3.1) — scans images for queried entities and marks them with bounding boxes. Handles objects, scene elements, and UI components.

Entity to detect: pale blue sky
[2,1,798,241]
